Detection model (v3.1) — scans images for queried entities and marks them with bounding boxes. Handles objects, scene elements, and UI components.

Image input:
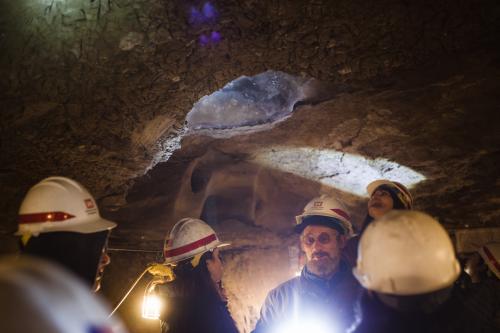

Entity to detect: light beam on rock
[252,147,426,197]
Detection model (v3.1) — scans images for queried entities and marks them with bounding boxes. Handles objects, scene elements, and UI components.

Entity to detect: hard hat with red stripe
[295,195,353,237]
[16,177,116,236]
[163,218,229,264]
[478,242,500,280]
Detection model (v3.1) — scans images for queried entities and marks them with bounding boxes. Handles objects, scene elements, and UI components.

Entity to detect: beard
[306,251,339,278]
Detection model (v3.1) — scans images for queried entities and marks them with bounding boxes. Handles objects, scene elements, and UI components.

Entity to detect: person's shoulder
[267,276,301,298]
[436,286,498,333]
[342,235,360,267]
[338,259,361,287]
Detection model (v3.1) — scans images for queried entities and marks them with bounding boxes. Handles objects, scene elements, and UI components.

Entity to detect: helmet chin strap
[21,233,32,246]
[190,252,203,267]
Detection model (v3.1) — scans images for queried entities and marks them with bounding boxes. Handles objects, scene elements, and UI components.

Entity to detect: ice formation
[186,71,325,132]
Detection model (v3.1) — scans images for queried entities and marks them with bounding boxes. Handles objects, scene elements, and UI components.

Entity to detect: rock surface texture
[1,1,499,332]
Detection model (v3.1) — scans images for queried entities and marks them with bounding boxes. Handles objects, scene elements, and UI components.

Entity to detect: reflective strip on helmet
[164,233,217,259]
[482,245,500,273]
[18,212,76,224]
[330,208,350,222]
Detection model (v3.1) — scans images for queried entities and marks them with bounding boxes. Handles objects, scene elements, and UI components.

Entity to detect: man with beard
[252,195,360,333]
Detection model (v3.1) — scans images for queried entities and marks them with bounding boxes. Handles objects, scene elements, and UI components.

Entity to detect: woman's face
[206,248,224,283]
[368,188,394,219]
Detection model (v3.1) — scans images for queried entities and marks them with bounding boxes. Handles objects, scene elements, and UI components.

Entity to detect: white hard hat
[353,210,460,295]
[163,218,229,264]
[295,195,353,237]
[16,177,117,236]
[366,179,413,209]
[478,242,500,280]
[0,256,128,333]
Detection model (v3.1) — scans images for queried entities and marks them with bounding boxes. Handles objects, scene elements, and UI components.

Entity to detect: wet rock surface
[1,0,500,332]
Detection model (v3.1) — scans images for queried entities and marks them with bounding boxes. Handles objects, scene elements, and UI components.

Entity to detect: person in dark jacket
[343,179,413,267]
[351,210,496,333]
[461,243,500,330]
[16,177,116,291]
[253,195,360,333]
[158,218,238,333]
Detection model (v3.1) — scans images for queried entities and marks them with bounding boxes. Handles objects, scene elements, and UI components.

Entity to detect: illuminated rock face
[1,1,500,332]
[101,64,500,331]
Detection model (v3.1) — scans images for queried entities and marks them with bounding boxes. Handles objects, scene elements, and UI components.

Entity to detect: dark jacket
[342,235,359,268]
[159,280,238,333]
[461,277,500,330]
[351,287,497,333]
[342,213,373,268]
[252,260,361,333]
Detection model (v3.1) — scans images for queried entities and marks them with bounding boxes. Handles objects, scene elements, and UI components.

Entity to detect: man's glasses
[301,232,333,246]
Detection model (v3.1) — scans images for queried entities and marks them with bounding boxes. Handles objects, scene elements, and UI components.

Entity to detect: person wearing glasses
[252,195,360,333]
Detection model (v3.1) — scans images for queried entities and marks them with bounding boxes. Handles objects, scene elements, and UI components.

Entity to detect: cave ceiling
[1,0,499,232]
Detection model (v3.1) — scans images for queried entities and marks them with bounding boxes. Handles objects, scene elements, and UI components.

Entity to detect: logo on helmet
[313,201,323,207]
[84,198,98,215]
[85,199,95,209]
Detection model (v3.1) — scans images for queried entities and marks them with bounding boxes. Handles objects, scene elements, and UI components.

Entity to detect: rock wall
[1,1,500,332]
[2,0,499,232]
